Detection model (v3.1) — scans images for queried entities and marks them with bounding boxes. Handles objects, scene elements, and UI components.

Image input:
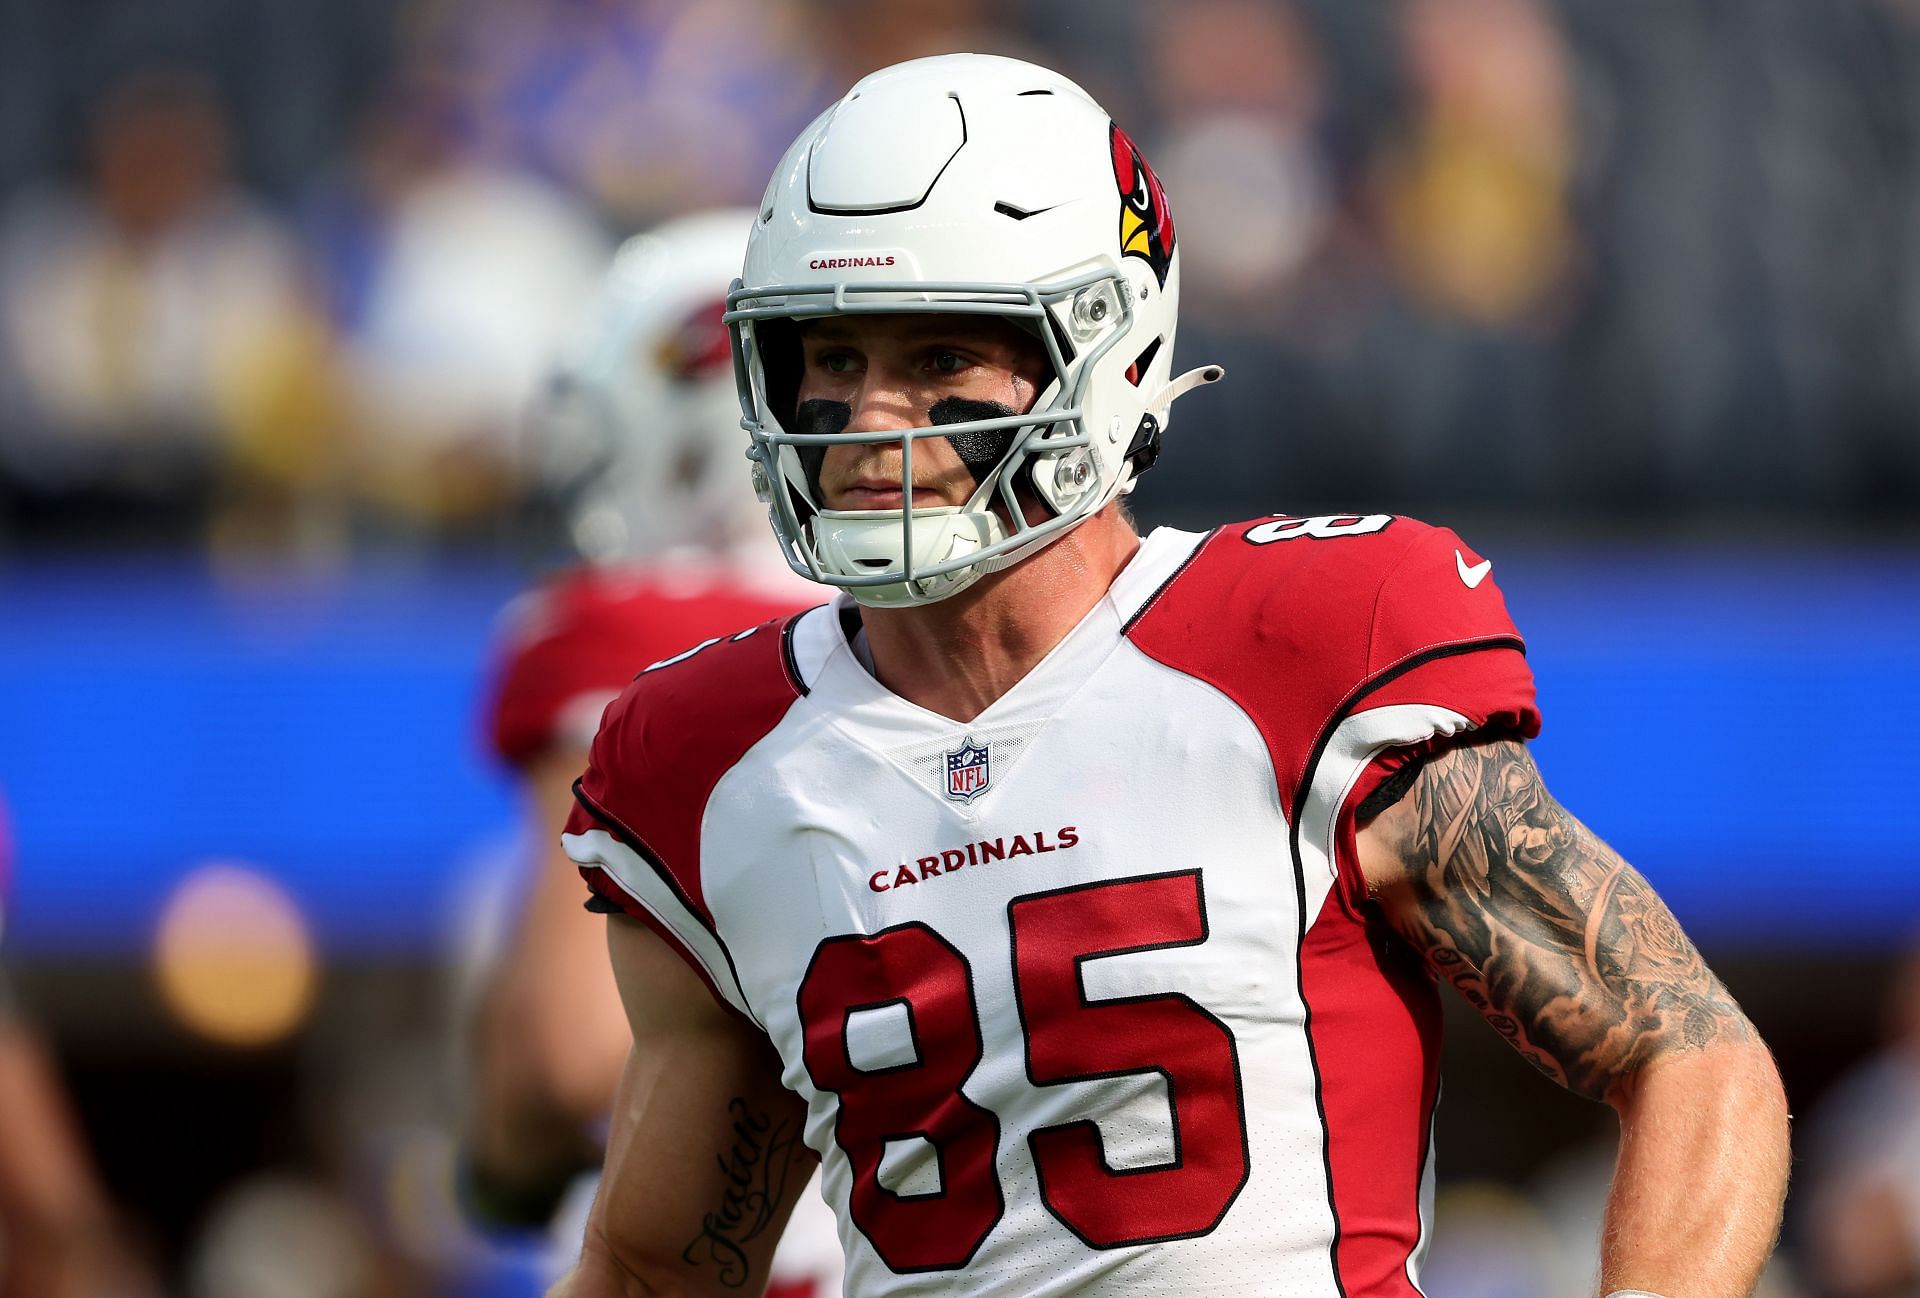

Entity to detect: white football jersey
[565,517,1539,1298]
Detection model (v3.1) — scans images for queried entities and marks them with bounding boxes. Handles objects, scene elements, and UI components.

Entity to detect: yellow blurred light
[154,863,317,1047]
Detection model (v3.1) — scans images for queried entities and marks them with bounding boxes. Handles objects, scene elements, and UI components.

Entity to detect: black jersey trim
[1119,527,1220,635]
[780,608,819,697]
[1353,756,1426,826]
[1296,636,1528,826]
[570,775,763,1025]
[1285,633,1526,1297]
[572,778,712,934]
[575,775,760,1024]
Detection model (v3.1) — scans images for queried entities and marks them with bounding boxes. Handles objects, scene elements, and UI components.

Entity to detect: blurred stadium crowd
[2,0,1918,560]
[0,1,1916,1297]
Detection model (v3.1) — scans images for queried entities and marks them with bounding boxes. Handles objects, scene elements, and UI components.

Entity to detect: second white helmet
[530,209,761,564]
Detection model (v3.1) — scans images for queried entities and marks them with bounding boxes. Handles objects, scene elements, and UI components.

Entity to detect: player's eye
[814,350,859,375]
[930,351,970,375]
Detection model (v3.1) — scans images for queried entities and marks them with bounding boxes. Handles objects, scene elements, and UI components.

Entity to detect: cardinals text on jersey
[563,517,1540,1298]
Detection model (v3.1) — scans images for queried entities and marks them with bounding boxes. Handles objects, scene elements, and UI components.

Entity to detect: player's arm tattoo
[680,1096,809,1288]
[1372,737,1754,1100]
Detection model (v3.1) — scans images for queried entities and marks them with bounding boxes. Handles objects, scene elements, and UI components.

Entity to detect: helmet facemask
[727,267,1142,606]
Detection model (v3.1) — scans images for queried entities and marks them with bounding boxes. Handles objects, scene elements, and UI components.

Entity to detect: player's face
[798,315,1051,511]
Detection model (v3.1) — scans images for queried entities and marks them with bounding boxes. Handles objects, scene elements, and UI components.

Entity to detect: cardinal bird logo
[655,297,734,384]
[1110,123,1174,288]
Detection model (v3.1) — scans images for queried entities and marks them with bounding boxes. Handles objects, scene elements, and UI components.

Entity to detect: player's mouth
[835,480,945,510]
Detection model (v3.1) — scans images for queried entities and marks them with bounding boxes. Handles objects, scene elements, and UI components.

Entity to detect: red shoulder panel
[1364,523,1531,681]
[485,566,811,766]
[1334,523,1542,870]
[1126,515,1537,814]
[565,613,807,930]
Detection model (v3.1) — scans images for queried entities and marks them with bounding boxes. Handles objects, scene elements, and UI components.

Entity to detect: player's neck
[855,506,1140,723]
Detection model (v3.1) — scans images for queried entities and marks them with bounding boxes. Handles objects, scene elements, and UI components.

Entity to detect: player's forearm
[517,749,636,1120]
[509,919,635,1122]
[470,964,616,1150]
[464,974,604,1227]
[548,1238,692,1298]
[547,1168,786,1298]
[1599,1039,1790,1298]
[0,1025,152,1298]
[467,753,633,1212]
[0,1024,112,1235]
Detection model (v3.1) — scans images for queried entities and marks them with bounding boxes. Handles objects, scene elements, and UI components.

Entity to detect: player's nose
[843,365,929,435]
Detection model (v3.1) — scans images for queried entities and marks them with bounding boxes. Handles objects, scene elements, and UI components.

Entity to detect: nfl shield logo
[944,737,991,803]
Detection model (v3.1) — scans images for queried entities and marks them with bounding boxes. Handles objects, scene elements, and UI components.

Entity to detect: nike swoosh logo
[1456,549,1493,589]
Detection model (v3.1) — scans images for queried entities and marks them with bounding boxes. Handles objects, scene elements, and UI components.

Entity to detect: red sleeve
[1126,515,1540,908]
[1332,524,1541,908]
[561,614,806,1011]
[1130,516,1535,805]
[486,575,641,767]
[486,571,811,767]
[1361,523,1537,731]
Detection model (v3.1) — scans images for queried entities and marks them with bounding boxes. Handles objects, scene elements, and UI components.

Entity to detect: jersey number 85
[796,870,1250,1272]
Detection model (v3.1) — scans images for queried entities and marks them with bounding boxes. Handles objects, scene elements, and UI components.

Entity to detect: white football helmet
[726,54,1222,606]
[528,209,761,563]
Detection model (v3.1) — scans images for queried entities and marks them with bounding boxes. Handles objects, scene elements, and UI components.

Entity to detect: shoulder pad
[567,614,805,928]
[1128,514,1535,815]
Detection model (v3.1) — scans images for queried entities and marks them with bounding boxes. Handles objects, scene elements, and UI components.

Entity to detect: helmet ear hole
[1124,336,1162,388]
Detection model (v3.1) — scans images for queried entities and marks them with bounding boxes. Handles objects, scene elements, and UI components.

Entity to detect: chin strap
[1153,364,1226,412]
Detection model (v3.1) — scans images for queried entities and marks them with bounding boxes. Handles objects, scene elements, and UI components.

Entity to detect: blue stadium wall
[1,541,1915,956]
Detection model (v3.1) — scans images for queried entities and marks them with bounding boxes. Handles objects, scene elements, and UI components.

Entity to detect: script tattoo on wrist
[680,1097,807,1288]
[1381,738,1753,1099]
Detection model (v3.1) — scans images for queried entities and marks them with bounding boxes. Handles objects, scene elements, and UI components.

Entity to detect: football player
[551,57,1789,1298]
[462,213,833,1292]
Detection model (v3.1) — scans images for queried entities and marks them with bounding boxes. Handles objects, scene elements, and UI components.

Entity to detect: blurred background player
[460,210,836,1293]
[0,789,156,1298]
[1802,941,1920,1298]
[0,1002,150,1298]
